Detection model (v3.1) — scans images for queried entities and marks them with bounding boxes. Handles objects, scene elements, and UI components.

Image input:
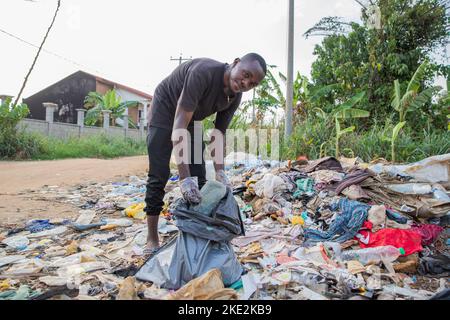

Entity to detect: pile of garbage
[0,153,449,300]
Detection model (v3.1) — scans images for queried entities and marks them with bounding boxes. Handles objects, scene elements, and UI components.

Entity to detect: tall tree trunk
[14,0,62,107]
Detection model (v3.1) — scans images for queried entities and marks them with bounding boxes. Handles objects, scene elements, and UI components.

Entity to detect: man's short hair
[241,53,267,75]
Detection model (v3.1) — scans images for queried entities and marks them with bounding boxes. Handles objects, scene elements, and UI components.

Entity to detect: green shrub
[0,98,37,159]
[0,131,48,160]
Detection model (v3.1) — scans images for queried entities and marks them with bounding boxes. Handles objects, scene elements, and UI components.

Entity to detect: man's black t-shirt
[149,58,242,133]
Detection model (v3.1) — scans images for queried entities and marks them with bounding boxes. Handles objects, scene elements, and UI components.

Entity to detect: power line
[170,53,192,65]
[0,26,152,92]
[0,26,102,74]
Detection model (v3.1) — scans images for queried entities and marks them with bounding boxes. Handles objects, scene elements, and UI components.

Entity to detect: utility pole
[170,53,192,65]
[285,0,294,140]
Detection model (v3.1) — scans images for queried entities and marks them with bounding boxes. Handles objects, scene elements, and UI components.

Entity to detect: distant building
[23,71,152,126]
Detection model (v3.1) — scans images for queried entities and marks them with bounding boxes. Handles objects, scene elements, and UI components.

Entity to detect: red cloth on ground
[358,228,423,256]
[410,224,444,246]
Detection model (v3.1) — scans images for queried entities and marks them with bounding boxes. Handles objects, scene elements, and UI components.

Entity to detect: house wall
[23,73,96,124]
[115,87,151,127]
[128,106,139,125]
[95,81,113,95]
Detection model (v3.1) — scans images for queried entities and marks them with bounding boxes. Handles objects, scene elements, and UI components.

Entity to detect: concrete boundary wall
[17,119,147,141]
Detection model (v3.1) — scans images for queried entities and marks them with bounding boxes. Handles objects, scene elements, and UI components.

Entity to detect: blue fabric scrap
[304,198,370,244]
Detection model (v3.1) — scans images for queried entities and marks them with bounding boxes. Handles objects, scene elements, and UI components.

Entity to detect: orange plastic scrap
[100,224,118,231]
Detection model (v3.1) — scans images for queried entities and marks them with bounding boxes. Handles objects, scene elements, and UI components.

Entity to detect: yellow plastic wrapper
[291,215,305,226]
[124,203,146,220]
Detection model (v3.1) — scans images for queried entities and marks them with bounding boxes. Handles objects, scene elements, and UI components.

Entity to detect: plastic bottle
[386,183,432,195]
[432,188,450,202]
[341,246,405,265]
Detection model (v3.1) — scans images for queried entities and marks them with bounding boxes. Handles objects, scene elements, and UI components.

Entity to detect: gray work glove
[215,169,232,189]
[179,176,202,204]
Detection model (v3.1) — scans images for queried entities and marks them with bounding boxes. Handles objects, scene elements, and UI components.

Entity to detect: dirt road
[0,156,148,224]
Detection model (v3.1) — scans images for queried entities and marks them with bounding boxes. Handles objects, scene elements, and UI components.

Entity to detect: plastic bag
[253,174,287,199]
[136,188,244,290]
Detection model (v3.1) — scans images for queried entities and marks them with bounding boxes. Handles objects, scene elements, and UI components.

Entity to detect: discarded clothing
[302,157,343,173]
[278,171,307,192]
[430,288,450,300]
[293,178,315,199]
[309,170,344,184]
[341,185,370,201]
[410,224,444,246]
[418,253,450,277]
[358,228,423,256]
[333,169,373,195]
[385,209,409,224]
[304,198,370,244]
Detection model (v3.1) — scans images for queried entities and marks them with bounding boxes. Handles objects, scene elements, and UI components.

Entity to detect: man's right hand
[179,176,202,204]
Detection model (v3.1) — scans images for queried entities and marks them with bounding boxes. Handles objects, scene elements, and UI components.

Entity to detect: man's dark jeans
[144,126,206,216]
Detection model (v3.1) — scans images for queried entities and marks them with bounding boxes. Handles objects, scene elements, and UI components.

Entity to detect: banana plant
[84,89,139,128]
[335,118,355,158]
[391,60,442,122]
[334,91,370,157]
[0,97,29,130]
[382,121,406,163]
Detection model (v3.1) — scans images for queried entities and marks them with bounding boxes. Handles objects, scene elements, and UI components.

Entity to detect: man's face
[229,59,265,94]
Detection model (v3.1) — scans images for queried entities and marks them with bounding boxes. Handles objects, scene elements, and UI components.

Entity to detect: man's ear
[233,58,241,66]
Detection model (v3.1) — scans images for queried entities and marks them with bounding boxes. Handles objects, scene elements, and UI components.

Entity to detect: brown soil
[0,156,148,225]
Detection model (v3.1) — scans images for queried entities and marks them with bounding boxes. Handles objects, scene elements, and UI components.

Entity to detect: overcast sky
[0,0,365,100]
[0,0,446,103]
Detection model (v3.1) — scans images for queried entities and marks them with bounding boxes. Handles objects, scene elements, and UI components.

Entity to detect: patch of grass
[33,134,147,160]
[0,131,147,160]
